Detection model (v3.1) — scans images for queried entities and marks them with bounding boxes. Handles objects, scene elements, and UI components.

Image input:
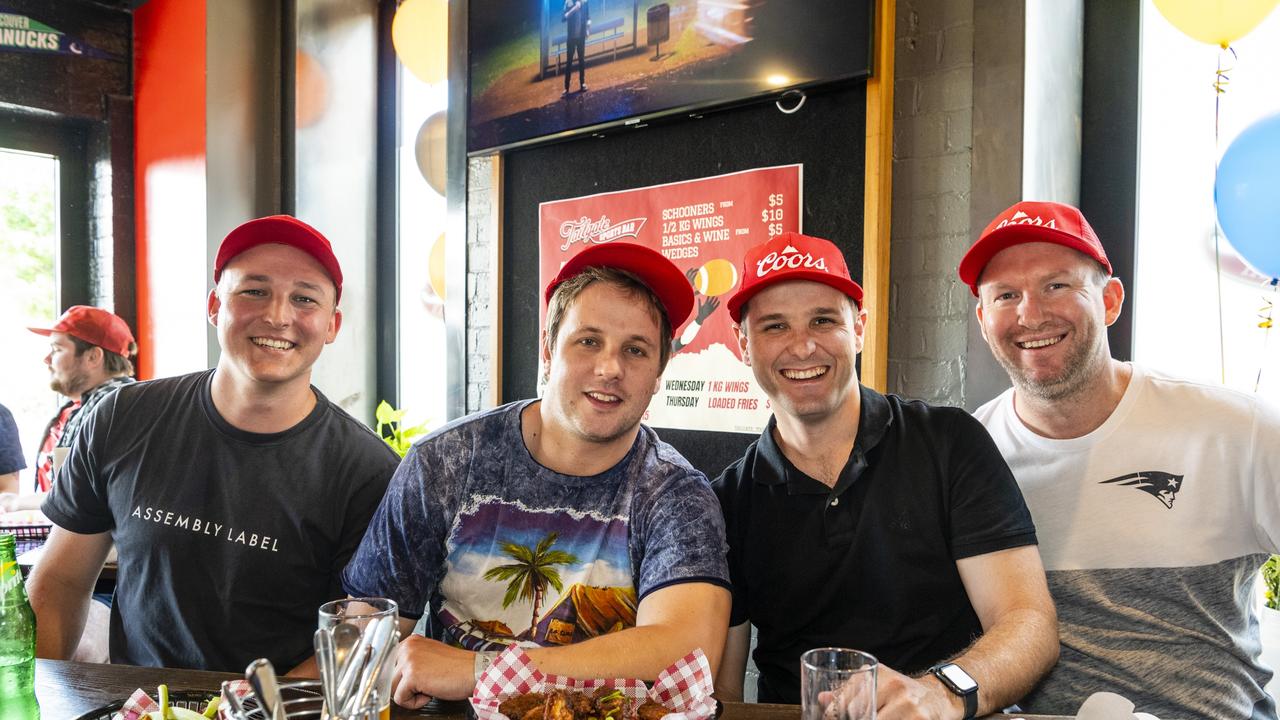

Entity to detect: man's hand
[390,634,476,708]
[871,666,961,720]
[0,492,43,513]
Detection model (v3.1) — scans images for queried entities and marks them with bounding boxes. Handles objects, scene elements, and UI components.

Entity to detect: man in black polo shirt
[712,232,1058,719]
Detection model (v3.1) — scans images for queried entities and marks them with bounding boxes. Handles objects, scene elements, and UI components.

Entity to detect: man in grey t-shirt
[343,243,731,708]
[962,200,1280,719]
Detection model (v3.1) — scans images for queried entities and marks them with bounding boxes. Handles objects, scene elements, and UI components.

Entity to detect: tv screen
[467,0,874,153]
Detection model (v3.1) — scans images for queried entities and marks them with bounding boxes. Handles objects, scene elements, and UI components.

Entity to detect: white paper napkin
[1076,691,1161,720]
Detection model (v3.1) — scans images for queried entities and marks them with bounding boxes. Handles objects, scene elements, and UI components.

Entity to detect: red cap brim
[545,244,695,329]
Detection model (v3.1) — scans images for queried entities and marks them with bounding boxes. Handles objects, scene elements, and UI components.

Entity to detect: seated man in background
[962,200,1280,719]
[343,243,731,708]
[714,232,1057,719]
[0,305,136,513]
[30,215,399,673]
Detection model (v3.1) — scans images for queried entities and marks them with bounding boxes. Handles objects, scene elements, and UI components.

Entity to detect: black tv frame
[466,0,875,155]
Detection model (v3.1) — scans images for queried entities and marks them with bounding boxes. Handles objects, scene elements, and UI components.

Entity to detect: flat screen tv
[467,0,874,153]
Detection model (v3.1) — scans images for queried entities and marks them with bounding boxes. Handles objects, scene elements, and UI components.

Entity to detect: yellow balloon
[694,258,739,297]
[392,0,448,84]
[1153,0,1280,48]
[414,111,447,196]
[428,233,446,300]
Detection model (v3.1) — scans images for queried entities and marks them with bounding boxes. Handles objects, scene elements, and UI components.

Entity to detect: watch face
[938,664,978,693]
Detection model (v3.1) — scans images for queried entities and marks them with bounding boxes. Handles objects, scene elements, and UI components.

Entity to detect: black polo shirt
[712,385,1037,704]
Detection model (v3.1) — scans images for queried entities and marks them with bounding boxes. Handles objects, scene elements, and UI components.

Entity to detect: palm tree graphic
[483,531,580,632]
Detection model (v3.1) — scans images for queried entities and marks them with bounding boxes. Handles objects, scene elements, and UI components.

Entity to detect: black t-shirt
[712,386,1037,704]
[42,370,399,672]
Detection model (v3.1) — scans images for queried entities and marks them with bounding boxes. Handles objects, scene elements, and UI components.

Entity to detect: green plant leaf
[375,400,396,424]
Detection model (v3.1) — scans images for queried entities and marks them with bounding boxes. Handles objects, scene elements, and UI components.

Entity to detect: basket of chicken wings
[471,646,718,720]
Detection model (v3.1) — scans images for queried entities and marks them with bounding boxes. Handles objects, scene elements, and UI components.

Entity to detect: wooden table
[34,660,1071,719]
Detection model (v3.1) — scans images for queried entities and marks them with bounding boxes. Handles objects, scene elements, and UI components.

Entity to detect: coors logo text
[756,249,829,277]
[996,210,1057,230]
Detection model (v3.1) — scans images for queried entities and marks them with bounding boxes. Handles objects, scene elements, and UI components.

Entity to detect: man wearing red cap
[1,306,139,514]
[29,215,399,674]
[342,243,730,707]
[964,201,1280,719]
[714,232,1058,719]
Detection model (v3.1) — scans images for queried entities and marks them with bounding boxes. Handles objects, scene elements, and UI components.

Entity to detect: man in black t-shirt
[29,216,399,673]
[712,233,1058,719]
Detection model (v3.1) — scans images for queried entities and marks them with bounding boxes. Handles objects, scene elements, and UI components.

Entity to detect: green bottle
[0,533,39,719]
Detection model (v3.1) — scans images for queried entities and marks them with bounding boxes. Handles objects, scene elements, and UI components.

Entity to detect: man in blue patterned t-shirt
[343,243,731,708]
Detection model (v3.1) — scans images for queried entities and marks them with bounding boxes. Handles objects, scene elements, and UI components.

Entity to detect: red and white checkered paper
[108,680,250,720]
[111,688,161,720]
[218,679,253,720]
[470,646,717,720]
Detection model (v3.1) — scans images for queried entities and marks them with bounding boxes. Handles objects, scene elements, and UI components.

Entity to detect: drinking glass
[318,598,399,720]
[801,647,878,720]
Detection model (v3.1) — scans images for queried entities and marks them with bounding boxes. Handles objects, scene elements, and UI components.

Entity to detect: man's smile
[251,337,296,350]
[781,366,828,380]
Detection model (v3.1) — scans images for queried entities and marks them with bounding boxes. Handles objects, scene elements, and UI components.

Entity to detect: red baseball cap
[727,232,864,322]
[959,200,1112,296]
[213,215,344,302]
[29,305,136,357]
[545,243,695,328]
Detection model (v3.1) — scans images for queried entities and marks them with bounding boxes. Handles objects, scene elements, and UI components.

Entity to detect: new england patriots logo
[1099,471,1184,509]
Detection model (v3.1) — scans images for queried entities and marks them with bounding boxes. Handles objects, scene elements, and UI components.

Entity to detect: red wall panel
[133,0,206,379]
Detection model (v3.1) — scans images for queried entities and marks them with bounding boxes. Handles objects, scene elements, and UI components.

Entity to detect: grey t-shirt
[975,365,1280,719]
[342,400,730,650]
[43,370,399,672]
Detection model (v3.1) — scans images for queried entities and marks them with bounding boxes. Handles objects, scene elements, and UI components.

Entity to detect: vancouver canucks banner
[0,9,119,59]
[538,165,802,435]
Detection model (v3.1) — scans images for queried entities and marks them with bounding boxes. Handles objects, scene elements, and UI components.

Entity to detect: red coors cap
[959,200,1112,296]
[545,243,695,328]
[727,232,864,323]
[28,305,135,357]
[213,215,344,302]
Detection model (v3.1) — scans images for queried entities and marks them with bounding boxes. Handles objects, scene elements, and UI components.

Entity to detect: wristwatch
[929,663,978,720]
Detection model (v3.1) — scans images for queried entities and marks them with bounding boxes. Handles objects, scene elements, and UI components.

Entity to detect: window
[1135,5,1280,404]
[396,63,449,432]
[0,147,59,492]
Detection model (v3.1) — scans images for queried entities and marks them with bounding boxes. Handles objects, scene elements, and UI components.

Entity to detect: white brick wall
[466,154,496,413]
[889,0,976,405]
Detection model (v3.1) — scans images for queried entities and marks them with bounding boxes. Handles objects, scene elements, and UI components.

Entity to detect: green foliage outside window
[375,400,430,458]
[1263,555,1279,612]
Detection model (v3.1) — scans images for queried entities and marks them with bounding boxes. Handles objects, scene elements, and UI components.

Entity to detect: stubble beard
[997,323,1104,403]
[576,408,643,445]
[49,371,91,399]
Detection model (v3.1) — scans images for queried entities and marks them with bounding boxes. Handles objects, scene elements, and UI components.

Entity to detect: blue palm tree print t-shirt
[342,400,730,650]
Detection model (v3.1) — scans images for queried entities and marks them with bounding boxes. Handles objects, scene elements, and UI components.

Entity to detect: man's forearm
[526,621,726,681]
[941,606,1059,716]
[29,573,94,660]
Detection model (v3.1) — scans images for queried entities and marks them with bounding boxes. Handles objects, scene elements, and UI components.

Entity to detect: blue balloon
[1216,112,1280,279]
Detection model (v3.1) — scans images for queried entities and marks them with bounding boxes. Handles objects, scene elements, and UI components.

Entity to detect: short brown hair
[69,335,136,377]
[544,266,674,372]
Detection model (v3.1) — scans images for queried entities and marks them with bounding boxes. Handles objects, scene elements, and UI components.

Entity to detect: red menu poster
[538,165,802,434]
